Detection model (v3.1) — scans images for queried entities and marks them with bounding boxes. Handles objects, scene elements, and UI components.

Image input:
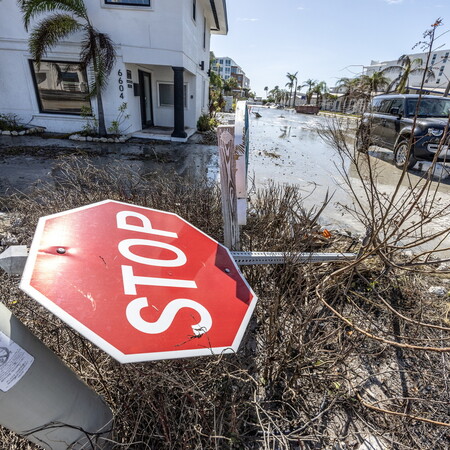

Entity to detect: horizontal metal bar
[0,247,357,275]
[0,245,28,275]
[230,251,357,265]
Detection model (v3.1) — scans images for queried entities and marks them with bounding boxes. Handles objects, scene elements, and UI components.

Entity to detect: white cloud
[237,17,259,22]
[384,0,403,4]
[297,6,305,10]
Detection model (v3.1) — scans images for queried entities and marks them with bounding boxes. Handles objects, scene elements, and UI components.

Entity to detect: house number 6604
[118,69,124,99]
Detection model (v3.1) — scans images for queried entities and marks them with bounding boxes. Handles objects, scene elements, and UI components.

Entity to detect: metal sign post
[0,301,113,449]
[235,101,249,226]
[217,125,240,250]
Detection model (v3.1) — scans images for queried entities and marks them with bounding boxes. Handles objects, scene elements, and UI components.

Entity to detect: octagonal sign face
[20,200,257,363]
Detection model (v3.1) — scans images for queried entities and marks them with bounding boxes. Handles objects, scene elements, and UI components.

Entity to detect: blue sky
[211,0,449,97]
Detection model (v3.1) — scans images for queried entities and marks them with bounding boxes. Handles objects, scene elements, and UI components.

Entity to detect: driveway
[0,134,218,196]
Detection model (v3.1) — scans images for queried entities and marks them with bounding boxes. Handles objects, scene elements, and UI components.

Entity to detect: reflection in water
[250,107,450,246]
[279,126,292,139]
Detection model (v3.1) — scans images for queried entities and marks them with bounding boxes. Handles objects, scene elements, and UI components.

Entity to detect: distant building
[212,56,250,94]
[364,48,450,94]
[0,0,228,140]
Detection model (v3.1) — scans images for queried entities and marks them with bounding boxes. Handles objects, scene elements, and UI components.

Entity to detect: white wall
[0,0,219,134]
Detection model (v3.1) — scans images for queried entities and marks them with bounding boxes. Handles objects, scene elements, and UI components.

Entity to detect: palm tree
[286,72,298,107]
[335,77,363,112]
[358,72,390,110]
[382,55,434,94]
[303,79,317,104]
[19,0,116,136]
[223,77,239,96]
[285,81,293,107]
[282,89,290,106]
[292,72,299,108]
[312,81,328,107]
[269,86,280,103]
[361,71,390,95]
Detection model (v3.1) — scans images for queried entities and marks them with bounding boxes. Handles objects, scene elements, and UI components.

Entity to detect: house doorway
[138,70,153,128]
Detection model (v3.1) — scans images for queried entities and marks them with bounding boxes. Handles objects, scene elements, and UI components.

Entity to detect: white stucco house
[364,49,450,95]
[0,0,228,141]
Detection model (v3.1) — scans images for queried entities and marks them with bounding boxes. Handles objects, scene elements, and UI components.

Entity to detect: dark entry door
[138,71,153,128]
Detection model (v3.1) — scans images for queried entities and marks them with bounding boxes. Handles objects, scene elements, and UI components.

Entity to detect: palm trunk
[293,81,297,108]
[96,89,107,136]
[444,81,450,97]
[91,37,107,137]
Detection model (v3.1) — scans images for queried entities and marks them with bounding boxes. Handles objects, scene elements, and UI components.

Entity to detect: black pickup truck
[356,94,450,169]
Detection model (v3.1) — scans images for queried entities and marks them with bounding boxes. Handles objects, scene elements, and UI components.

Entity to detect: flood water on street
[248,107,450,255]
[248,107,359,233]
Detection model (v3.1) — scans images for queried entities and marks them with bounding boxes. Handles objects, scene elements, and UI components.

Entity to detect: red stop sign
[20,200,257,363]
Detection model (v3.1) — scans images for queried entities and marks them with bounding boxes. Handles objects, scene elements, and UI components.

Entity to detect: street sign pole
[0,301,113,449]
[217,125,240,250]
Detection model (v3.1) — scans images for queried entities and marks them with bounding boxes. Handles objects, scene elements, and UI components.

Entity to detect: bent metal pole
[0,302,113,449]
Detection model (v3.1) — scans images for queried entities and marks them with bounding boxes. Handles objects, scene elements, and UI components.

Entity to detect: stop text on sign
[116,210,212,336]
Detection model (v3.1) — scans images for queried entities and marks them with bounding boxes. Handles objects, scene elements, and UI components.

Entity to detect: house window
[192,0,196,20]
[158,83,187,107]
[30,60,90,115]
[225,59,231,65]
[105,0,150,5]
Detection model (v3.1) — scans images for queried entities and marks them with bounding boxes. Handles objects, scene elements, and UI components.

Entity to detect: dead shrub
[0,156,449,448]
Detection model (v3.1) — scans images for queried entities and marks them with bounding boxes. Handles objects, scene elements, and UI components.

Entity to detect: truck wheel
[394,140,417,169]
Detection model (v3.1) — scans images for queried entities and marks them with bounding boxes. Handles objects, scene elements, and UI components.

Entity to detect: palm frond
[386,75,401,93]
[408,67,436,81]
[80,28,116,93]
[397,54,410,65]
[29,14,82,63]
[381,65,402,75]
[79,26,96,67]
[96,32,116,75]
[19,0,88,31]
[86,57,108,98]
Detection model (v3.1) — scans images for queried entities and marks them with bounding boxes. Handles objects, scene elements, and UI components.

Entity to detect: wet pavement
[246,107,450,258]
[248,108,450,239]
[3,111,450,254]
[248,108,354,230]
[0,134,218,195]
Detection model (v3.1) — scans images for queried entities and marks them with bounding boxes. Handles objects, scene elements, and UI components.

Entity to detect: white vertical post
[234,101,248,226]
[0,302,113,449]
[217,125,240,250]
